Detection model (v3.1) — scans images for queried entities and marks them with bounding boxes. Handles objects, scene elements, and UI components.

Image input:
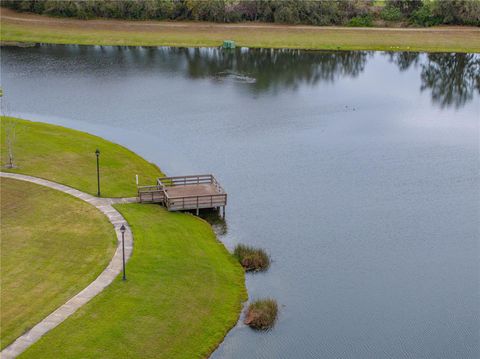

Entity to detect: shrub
[233,244,270,272]
[380,6,402,21]
[432,0,480,26]
[244,298,278,330]
[348,14,373,27]
[274,6,299,24]
[386,0,422,17]
[410,3,442,27]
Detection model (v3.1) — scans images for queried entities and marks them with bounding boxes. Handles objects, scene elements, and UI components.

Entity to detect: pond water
[2,45,479,359]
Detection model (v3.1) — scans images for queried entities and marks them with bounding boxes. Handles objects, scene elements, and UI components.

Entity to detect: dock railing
[138,174,227,214]
[137,185,165,203]
[164,193,227,211]
[157,174,223,190]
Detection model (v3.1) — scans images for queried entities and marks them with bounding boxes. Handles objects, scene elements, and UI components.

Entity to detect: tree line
[2,0,479,27]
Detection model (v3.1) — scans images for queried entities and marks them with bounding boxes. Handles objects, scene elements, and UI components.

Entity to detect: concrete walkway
[0,172,137,359]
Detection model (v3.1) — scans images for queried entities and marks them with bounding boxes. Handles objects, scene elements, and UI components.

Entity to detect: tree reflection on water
[388,51,479,109]
[421,53,480,109]
[12,45,480,109]
[183,48,370,93]
[184,48,479,109]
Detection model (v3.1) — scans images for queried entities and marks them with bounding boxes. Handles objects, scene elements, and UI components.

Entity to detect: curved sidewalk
[0,172,136,359]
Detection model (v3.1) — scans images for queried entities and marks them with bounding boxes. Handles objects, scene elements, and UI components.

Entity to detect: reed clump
[244,298,278,330]
[233,244,270,272]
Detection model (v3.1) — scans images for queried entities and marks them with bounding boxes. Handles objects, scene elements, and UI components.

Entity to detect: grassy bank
[0,178,116,349]
[1,8,479,52]
[0,118,162,197]
[21,204,246,359]
[1,118,246,357]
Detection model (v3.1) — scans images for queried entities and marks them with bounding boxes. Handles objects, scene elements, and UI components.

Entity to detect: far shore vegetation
[0,177,116,349]
[1,5,479,53]
[3,0,479,27]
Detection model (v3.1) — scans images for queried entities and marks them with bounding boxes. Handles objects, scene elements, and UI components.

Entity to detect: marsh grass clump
[244,298,278,330]
[233,244,270,272]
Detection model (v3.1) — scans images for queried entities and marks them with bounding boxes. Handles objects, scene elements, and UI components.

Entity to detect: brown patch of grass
[234,244,270,272]
[244,298,278,330]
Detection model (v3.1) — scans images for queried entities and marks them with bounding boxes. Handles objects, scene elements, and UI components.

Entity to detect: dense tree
[385,0,422,17]
[2,0,479,26]
[433,0,480,25]
[0,0,374,24]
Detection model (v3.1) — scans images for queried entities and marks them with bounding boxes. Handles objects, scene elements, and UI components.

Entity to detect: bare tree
[4,118,17,168]
[1,92,18,168]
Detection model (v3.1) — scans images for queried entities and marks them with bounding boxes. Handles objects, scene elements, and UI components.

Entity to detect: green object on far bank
[223,40,236,49]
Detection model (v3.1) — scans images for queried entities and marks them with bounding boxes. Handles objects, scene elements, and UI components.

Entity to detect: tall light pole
[120,224,126,281]
[95,149,101,197]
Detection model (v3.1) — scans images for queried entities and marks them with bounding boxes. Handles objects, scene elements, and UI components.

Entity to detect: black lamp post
[120,224,126,281]
[95,149,101,197]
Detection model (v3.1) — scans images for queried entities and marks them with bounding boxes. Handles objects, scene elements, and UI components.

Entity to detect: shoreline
[2,8,479,53]
[1,117,247,358]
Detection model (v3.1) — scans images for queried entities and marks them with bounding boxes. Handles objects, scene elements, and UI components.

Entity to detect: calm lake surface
[2,45,479,359]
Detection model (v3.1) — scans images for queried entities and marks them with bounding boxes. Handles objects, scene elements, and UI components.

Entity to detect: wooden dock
[137,174,227,215]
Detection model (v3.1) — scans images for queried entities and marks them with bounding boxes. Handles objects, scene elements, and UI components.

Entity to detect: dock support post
[196,207,199,216]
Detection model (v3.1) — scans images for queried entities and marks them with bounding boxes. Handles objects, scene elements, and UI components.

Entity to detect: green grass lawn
[0,117,163,197]
[20,204,246,359]
[1,118,246,357]
[0,178,116,349]
[1,8,479,52]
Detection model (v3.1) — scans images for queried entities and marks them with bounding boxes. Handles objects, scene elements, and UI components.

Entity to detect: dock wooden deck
[138,174,227,215]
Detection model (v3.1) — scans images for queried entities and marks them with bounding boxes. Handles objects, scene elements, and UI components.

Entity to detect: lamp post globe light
[120,224,126,281]
[95,149,101,197]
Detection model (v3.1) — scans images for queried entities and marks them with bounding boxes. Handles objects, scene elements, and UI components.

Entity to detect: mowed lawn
[21,204,246,359]
[1,8,479,52]
[0,178,116,349]
[0,117,162,198]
